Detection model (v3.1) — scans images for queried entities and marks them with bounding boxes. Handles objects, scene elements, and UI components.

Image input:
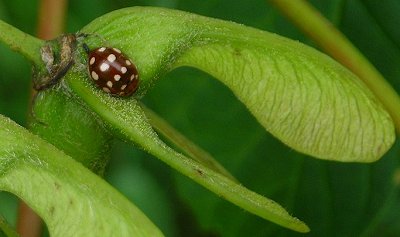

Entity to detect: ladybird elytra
[85,45,139,96]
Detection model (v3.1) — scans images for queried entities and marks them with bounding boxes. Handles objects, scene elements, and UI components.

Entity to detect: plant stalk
[0,20,44,66]
[269,0,400,134]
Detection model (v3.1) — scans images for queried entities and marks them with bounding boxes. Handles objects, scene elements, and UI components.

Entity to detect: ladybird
[84,45,139,96]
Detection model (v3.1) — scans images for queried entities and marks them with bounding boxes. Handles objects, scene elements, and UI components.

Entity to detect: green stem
[141,103,238,182]
[269,0,400,134]
[0,215,19,237]
[0,20,44,66]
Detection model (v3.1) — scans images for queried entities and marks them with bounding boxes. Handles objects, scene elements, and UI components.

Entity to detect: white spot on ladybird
[113,48,121,54]
[107,81,113,88]
[102,87,110,93]
[121,67,127,74]
[121,84,127,90]
[130,74,135,81]
[125,60,132,66]
[89,57,95,65]
[100,63,110,72]
[114,74,121,81]
[107,54,116,62]
[98,47,106,52]
[91,71,99,80]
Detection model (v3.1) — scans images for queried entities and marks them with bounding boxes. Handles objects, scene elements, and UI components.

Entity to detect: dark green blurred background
[1,0,399,236]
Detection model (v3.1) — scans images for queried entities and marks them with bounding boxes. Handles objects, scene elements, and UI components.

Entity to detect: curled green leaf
[0,115,163,237]
[80,7,394,162]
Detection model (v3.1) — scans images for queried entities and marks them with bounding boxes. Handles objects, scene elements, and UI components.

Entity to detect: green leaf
[0,115,163,237]
[79,6,394,162]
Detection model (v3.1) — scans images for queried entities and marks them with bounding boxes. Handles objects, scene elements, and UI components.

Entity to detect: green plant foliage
[0,115,163,237]
[0,1,399,237]
[80,7,394,162]
[60,5,396,233]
